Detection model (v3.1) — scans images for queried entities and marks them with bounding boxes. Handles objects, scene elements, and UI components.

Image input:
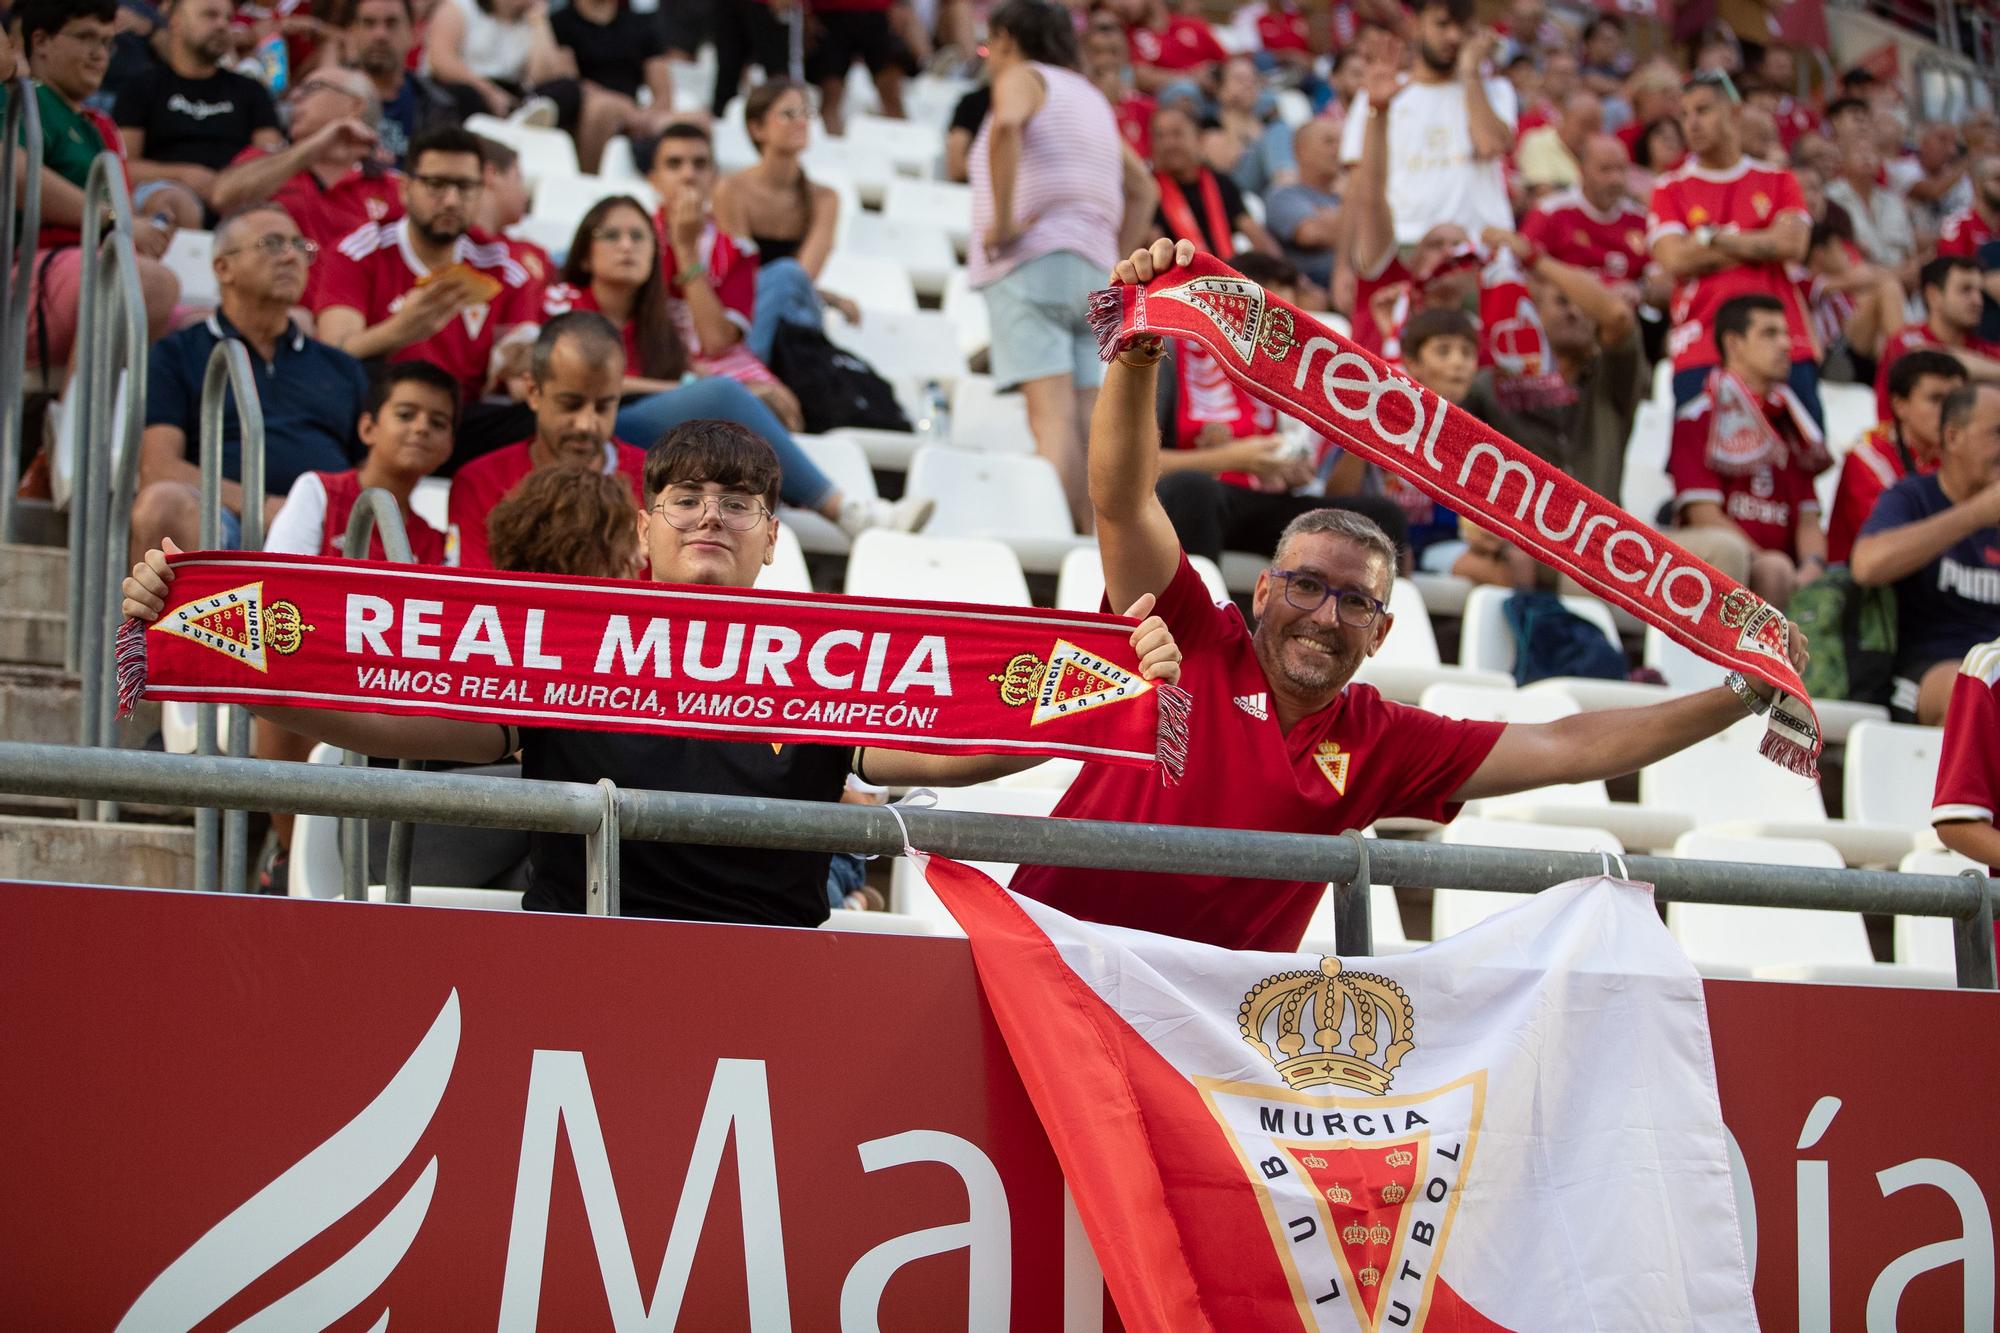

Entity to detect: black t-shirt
[113,50,278,171]
[518,726,852,924]
[1859,472,2000,674]
[949,86,990,137]
[1153,168,1248,255]
[550,4,665,100]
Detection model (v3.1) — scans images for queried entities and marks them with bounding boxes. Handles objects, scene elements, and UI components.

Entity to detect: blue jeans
[613,376,836,511]
[748,258,825,365]
[1673,359,1824,431]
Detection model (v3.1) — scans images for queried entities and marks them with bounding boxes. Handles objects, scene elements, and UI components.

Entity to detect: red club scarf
[1704,368,1830,478]
[1478,249,1578,413]
[118,553,1190,779]
[1090,254,1823,776]
[1155,168,1234,255]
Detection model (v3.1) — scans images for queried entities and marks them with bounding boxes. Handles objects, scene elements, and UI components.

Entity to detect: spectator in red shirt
[471,135,551,287]
[1112,0,1226,98]
[1751,46,1818,150]
[1521,133,1649,288]
[1649,70,1817,424]
[1874,256,2000,420]
[314,125,545,470]
[1016,236,1811,953]
[1932,636,2000,879]
[1827,348,1963,565]
[1937,153,2000,261]
[1668,293,1830,607]
[210,67,401,306]
[1149,103,1279,257]
[1083,7,1155,159]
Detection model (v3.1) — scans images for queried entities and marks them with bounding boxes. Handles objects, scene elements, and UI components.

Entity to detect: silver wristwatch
[1724,671,1769,716]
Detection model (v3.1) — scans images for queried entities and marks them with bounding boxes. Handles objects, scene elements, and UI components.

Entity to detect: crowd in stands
[10,0,2000,916]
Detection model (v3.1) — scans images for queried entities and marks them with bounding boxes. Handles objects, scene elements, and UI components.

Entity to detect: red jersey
[1352,253,1413,361]
[656,217,758,327]
[227,147,402,304]
[1773,97,1819,150]
[1253,4,1313,54]
[1873,322,2000,420]
[1933,637,2000,877]
[267,469,447,564]
[1008,556,1504,952]
[1648,157,1815,372]
[540,282,639,369]
[316,218,544,405]
[506,236,554,288]
[1825,422,1933,565]
[1521,189,1650,283]
[446,439,647,568]
[1936,204,1998,259]
[1112,91,1157,159]
[1668,391,1822,555]
[1128,15,1227,73]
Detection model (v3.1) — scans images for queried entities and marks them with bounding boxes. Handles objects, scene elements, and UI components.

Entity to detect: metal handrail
[337,490,418,905]
[192,341,266,893]
[66,153,134,676]
[0,741,1991,988]
[0,76,42,545]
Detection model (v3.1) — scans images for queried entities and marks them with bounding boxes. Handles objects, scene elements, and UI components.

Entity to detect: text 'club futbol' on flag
[1088,253,1822,777]
[119,551,1189,775]
[927,854,1758,1332]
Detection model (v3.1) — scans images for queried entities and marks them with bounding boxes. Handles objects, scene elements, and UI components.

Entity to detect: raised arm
[1458,31,1511,161]
[1851,481,2000,586]
[1349,48,1400,279]
[1484,228,1635,346]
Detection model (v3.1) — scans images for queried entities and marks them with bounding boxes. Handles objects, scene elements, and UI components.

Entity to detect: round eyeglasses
[1270,569,1387,628]
[653,494,771,531]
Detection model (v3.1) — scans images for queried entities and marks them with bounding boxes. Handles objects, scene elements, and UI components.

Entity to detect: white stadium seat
[1895,848,1985,973]
[843,530,1031,605]
[528,172,657,235]
[882,177,975,254]
[941,268,992,361]
[903,446,1091,574]
[1351,579,1513,703]
[162,229,218,308]
[1055,546,1228,612]
[850,113,946,178]
[408,477,450,536]
[824,307,967,389]
[838,213,961,298]
[757,523,813,592]
[465,114,578,185]
[780,432,879,554]
[1842,719,1944,829]
[946,376,1033,454]
[1456,584,1622,677]
[598,134,642,182]
[1641,717,1914,867]
[802,137,900,207]
[817,252,918,314]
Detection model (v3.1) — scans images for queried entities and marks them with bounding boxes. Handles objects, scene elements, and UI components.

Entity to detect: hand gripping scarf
[118,552,1191,779]
[1089,254,1822,775]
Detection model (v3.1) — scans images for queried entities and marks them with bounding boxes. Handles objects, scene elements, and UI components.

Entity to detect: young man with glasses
[1005,238,1811,953]
[131,202,370,561]
[314,124,545,470]
[123,414,1186,923]
[211,66,401,307]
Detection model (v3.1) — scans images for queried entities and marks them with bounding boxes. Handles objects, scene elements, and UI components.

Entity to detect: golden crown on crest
[1342,1222,1370,1245]
[1358,1267,1382,1288]
[1384,1148,1414,1169]
[266,599,314,656]
[1301,1153,1329,1170]
[1380,1182,1408,1204]
[1238,958,1415,1094]
[1369,1223,1392,1245]
[1323,1182,1351,1204]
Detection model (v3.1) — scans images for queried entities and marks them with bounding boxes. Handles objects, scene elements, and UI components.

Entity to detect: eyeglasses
[1270,569,1387,627]
[413,174,481,197]
[652,493,771,530]
[591,225,652,245]
[658,154,712,171]
[220,234,320,263]
[58,28,116,52]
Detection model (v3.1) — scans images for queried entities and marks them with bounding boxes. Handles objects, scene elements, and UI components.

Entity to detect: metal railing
[0,76,42,545]
[0,740,1991,988]
[336,489,418,906]
[188,342,266,888]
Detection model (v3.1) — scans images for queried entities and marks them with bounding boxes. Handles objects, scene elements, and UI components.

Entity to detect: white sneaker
[836,494,935,539]
[510,96,560,129]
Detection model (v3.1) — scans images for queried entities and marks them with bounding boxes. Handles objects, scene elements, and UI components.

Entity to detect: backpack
[1503,591,1628,685]
[767,322,912,434]
[1790,567,1897,705]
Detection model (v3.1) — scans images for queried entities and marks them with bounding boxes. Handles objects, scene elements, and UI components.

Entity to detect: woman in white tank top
[971,0,1151,531]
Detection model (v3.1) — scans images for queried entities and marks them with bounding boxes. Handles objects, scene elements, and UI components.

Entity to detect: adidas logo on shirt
[1233,693,1269,721]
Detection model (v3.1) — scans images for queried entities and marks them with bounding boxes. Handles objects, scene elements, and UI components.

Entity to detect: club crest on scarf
[1478,251,1577,414]
[1704,369,1830,478]
[988,639,1153,726]
[1154,275,1297,365]
[1198,957,1484,1332]
[154,582,313,674]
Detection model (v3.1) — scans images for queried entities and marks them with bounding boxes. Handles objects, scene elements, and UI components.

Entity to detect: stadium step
[0,813,193,890]
[0,540,69,667]
[0,666,157,748]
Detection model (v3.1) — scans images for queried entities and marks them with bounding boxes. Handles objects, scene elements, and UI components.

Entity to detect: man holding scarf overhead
[1006,238,1812,953]
[121,420,1186,926]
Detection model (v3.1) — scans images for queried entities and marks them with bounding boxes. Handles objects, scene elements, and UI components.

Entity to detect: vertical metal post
[339,490,417,903]
[1330,830,1374,957]
[786,5,805,85]
[66,153,133,676]
[192,341,265,891]
[88,239,150,821]
[1952,870,1997,990]
[0,78,42,545]
[587,778,621,916]
[340,746,370,901]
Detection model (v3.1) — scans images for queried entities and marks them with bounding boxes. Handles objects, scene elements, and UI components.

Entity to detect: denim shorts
[981,250,1110,392]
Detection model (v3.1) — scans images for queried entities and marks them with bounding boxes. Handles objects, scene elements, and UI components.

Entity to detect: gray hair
[211,203,297,260]
[1273,508,1398,591]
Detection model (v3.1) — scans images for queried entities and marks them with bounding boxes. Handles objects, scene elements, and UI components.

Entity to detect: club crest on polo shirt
[987,640,1151,726]
[1196,957,1483,1331]
[1313,741,1351,795]
[155,581,314,674]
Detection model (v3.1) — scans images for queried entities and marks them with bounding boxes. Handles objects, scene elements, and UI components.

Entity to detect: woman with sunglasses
[547,195,931,539]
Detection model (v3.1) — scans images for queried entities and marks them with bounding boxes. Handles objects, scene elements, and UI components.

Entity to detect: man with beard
[446,311,646,568]
[113,0,283,219]
[1520,134,1650,292]
[1874,257,2000,420]
[1336,0,1516,245]
[314,125,545,470]
[342,0,454,167]
[1005,237,1810,953]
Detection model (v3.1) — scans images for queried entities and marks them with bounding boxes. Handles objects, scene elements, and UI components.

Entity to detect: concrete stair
[1,539,68,668]
[0,813,194,890]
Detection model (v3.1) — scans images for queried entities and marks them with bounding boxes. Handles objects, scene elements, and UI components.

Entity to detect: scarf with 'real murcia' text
[1090,253,1822,775]
[120,554,1190,779]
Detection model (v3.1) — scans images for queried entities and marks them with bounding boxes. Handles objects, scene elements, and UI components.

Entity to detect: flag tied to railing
[926,854,1759,1332]
[1088,254,1822,776]
[118,552,1189,777]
